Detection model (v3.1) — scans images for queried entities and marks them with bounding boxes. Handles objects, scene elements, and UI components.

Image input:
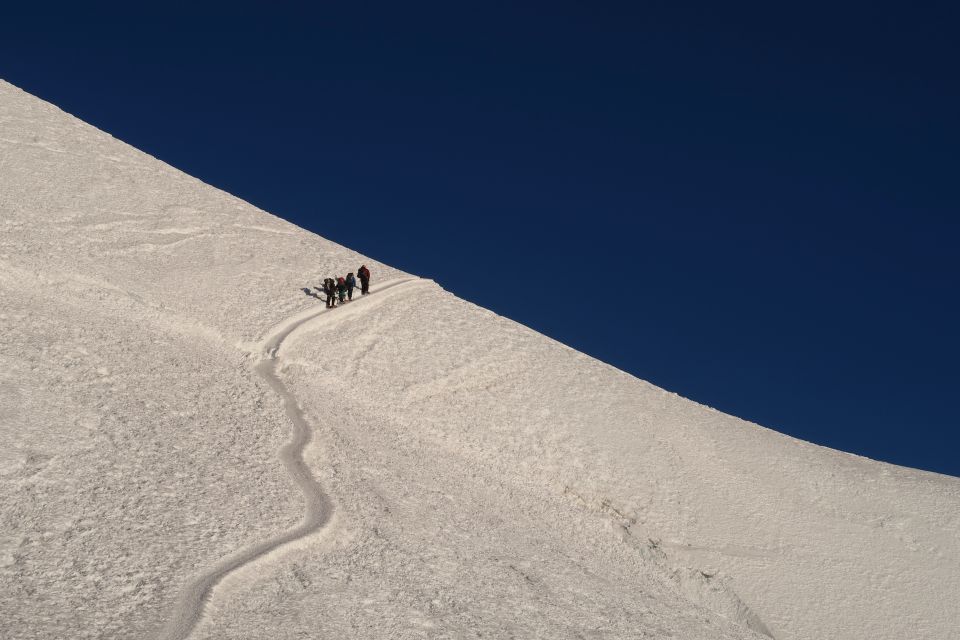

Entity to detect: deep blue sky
[4,2,958,476]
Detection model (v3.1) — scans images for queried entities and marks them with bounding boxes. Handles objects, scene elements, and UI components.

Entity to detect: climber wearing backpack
[357,265,371,295]
[336,276,347,304]
[323,278,337,309]
[345,272,357,301]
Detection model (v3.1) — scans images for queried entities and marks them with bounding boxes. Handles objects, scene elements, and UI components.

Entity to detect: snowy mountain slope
[1,79,958,639]
[191,277,960,640]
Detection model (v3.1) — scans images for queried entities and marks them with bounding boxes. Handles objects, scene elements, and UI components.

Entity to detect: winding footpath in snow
[154,277,425,640]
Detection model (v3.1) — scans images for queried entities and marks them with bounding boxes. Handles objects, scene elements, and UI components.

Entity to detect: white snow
[1,78,958,640]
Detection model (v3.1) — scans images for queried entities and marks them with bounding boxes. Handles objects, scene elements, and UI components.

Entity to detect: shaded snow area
[0,80,958,640]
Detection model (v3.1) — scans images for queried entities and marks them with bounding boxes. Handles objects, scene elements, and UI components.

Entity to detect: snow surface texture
[1,79,958,640]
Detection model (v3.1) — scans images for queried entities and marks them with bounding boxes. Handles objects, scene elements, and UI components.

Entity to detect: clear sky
[4,2,958,476]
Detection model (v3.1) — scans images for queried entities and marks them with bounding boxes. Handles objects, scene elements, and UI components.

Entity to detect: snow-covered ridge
[1,79,958,640]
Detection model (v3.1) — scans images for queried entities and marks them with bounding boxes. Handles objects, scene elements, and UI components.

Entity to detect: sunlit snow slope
[1,80,958,640]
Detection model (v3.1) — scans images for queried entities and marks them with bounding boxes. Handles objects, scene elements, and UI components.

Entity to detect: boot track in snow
[154,277,426,640]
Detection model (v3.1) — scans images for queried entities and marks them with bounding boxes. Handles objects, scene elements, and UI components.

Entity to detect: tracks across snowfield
[155,276,428,640]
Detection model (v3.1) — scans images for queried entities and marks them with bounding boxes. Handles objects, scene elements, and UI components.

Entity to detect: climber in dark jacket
[357,265,371,295]
[323,278,337,308]
[345,272,357,301]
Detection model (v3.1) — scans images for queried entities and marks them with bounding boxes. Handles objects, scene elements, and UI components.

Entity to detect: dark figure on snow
[358,265,371,295]
[345,272,357,300]
[323,278,337,308]
[336,276,347,304]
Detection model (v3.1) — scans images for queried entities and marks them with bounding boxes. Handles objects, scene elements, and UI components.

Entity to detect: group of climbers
[321,265,371,309]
